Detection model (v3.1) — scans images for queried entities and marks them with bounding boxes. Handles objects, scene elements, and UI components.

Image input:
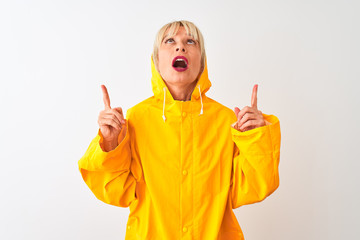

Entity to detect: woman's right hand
[98,85,126,151]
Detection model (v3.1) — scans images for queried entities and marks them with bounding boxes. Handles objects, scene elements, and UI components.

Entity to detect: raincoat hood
[150,56,211,121]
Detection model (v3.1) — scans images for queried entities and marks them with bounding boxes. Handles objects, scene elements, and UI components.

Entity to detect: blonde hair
[152,20,206,72]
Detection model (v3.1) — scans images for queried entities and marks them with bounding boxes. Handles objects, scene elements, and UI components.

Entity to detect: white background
[0,0,359,239]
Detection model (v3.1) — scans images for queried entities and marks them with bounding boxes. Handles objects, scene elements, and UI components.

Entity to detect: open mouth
[172,56,188,72]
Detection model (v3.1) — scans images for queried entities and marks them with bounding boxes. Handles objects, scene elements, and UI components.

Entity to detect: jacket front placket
[179,100,194,239]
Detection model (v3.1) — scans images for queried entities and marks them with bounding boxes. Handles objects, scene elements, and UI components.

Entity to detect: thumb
[114,107,126,124]
[114,107,123,115]
[234,107,240,119]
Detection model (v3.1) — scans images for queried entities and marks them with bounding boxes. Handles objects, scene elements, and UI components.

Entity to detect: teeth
[176,59,185,62]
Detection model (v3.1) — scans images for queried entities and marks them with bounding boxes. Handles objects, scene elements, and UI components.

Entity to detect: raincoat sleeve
[230,113,280,209]
[78,117,137,208]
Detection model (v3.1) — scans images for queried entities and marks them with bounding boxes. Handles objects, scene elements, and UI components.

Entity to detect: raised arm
[230,84,281,209]
[78,85,138,207]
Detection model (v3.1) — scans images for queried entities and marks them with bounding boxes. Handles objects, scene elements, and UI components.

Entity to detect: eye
[187,39,196,44]
[165,38,174,43]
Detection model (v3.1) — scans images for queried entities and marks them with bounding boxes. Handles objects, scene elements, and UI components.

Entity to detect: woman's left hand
[234,84,266,132]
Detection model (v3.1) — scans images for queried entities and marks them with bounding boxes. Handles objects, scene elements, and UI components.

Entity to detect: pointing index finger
[251,84,258,109]
[101,85,111,109]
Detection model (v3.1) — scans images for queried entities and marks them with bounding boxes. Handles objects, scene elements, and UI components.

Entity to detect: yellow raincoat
[78,57,281,240]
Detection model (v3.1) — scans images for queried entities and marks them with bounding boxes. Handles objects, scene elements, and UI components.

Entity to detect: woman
[78,20,281,240]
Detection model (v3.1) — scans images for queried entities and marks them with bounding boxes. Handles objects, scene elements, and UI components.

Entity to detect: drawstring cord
[163,87,166,122]
[162,85,203,122]
[198,85,203,115]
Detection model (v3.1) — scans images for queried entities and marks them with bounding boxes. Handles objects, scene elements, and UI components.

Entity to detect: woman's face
[157,27,202,88]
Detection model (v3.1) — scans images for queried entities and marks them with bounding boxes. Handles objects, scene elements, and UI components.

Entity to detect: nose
[176,47,185,52]
[176,43,186,52]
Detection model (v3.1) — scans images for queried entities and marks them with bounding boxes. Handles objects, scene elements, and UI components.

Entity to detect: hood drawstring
[198,85,203,115]
[163,87,166,122]
[162,85,203,122]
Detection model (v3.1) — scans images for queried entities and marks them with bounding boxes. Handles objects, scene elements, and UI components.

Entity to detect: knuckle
[112,109,119,116]
[244,114,250,121]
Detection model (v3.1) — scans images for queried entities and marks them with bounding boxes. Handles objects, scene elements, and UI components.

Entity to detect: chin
[168,75,196,85]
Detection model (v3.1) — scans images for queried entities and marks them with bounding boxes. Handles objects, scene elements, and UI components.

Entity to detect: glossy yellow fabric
[78,57,281,240]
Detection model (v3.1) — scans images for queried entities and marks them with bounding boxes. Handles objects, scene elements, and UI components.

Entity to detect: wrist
[101,139,118,152]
